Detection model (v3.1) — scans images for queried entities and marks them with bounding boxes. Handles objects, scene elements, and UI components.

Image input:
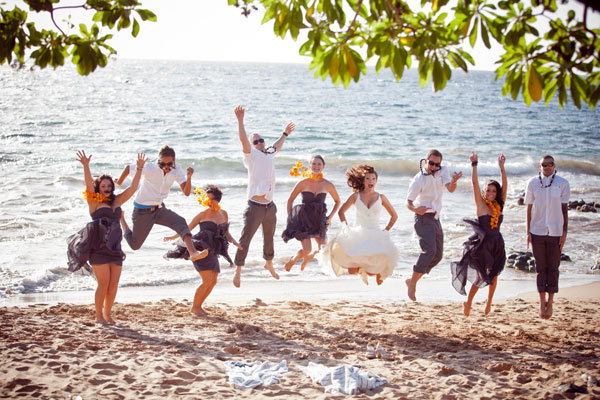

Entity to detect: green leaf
[132,18,139,37]
[469,17,478,47]
[136,9,157,22]
[480,20,490,49]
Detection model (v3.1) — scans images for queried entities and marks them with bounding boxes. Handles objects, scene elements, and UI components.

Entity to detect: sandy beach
[1,281,599,399]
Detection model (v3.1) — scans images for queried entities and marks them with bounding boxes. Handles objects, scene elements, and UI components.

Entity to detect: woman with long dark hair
[451,153,507,316]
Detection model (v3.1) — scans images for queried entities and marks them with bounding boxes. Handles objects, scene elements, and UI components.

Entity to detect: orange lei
[289,161,323,180]
[483,199,502,229]
[82,190,110,203]
[194,188,221,211]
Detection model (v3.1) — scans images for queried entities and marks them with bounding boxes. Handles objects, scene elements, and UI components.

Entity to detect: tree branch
[50,8,67,36]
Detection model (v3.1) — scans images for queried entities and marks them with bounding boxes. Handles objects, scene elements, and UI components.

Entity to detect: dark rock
[591,264,600,271]
[515,256,529,268]
[560,253,571,262]
[558,383,588,394]
[594,202,600,208]
[508,253,518,261]
[517,197,525,206]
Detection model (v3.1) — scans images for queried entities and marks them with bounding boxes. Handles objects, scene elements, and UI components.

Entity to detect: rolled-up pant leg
[261,202,277,261]
[413,214,443,274]
[531,234,561,293]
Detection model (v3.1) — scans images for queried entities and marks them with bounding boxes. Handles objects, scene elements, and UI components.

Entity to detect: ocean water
[1,60,599,301]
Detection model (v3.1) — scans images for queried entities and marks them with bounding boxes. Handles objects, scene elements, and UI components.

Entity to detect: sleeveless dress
[450,214,506,295]
[165,221,233,273]
[320,195,398,284]
[88,207,125,266]
[281,191,328,242]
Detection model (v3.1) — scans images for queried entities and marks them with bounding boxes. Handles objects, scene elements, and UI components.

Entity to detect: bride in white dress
[320,165,399,285]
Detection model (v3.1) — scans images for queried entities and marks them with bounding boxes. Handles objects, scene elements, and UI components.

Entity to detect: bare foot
[376,274,383,286]
[95,316,108,325]
[405,279,416,301]
[300,251,317,271]
[191,307,208,317]
[539,300,547,319]
[103,314,116,325]
[190,249,209,261]
[545,302,553,319]
[463,301,471,317]
[484,300,492,316]
[233,267,241,288]
[284,257,296,272]
[264,260,280,280]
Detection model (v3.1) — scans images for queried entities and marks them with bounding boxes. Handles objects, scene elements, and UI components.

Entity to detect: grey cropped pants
[234,200,277,267]
[124,205,191,251]
[413,213,444,274]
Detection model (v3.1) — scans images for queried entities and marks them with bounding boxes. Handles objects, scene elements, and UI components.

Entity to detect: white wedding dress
[320,194,398,284]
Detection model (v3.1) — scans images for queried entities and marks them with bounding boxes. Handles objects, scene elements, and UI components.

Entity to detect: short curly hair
[204,184,222,202]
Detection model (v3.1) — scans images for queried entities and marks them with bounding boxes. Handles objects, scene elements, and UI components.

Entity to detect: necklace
[483,199,501,229]
[290,161,323,180]
[194,188,221,211]
[538,171,556,188]
[83,190,110,203]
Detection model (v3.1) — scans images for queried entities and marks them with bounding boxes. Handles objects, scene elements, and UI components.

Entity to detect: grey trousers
[413,213,444,274]
[234,201,277,266]
[531,234,561,293]
[124,205,191,250]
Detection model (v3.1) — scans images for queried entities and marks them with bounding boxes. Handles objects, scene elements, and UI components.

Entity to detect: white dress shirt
[130,162,187,206]
[406,166,452,218]
[525,173,570,236]
[243,147,279,202]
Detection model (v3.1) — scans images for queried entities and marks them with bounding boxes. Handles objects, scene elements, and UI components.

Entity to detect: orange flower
[289,161,323,180]
[194,188,221,211]
[82,190,110,203]
[483,199,502,229]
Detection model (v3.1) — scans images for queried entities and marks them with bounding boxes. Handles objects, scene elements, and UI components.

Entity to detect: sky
[7,0,600,71]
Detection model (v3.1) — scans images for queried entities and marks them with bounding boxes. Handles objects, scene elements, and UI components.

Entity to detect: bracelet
[471,161,478,166]
[282,131,288,137]
[136,167,143,170]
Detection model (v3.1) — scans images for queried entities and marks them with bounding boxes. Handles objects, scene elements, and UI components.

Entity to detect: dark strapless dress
[89,207,125,266]
[165,221,233,273]
[281,191,328,242]
[450,214,506,295]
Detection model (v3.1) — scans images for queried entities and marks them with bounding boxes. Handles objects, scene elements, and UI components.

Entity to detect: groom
[233,105,295,288]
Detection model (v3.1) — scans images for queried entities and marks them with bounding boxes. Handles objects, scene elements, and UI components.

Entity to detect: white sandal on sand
[376,342,394,360]
[365,343,377,359]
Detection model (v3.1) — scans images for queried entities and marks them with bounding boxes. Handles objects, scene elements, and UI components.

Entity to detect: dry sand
[1,282,599,399]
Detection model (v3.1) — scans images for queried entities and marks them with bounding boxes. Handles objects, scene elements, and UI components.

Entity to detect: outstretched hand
[451,171,463,183]
[284,122,295,136]
[469,152,478,163]
[234,105,245,121]
[76,150,91,167]
[498,154,506,169]
[136,153,147,170]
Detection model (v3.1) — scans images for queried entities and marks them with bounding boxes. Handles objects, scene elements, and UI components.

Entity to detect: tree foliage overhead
[231,0,600,109]
[0,0,156,75]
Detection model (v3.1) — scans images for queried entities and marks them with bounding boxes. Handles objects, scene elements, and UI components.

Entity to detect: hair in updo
[204,184,222,202]
[486,180,504,210]
[346,164,378,192]
[311,154,325,166]
[94,174,116,204]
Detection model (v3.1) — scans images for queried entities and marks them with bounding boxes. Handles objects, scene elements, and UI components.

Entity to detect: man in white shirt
[233,105,295,288]
[117,145,207,262]
[405,149,462,301]
[525,154,570,319]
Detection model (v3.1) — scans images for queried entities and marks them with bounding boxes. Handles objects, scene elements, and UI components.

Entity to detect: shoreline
[3,276,599,307]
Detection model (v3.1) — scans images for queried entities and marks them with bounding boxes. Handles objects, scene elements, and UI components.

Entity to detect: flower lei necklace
[538,171,556,188]
[483,199,502,229]
[289,161,323,180]
[194,188,221,211]
[82,190,110,203]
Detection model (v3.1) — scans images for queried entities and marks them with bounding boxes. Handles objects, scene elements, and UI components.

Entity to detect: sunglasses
[428,160,441,167]
[253,138,265,145]
[541,162,554,167]
[158,161,174,168]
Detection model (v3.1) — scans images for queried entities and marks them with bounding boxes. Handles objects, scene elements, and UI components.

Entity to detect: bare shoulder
[220,209,229,221]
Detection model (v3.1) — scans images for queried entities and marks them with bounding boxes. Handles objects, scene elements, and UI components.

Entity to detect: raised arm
[445,170,462,193]
[380,194,398,231]
[116,165,130,186]
[180,167,193,196]
[287,181,305,214]
[272,122,295,152]
[76,150,94,193]
[326,181,342,225]
[470,152,485,211]
[338,192,358,224]
[235,105,251,154]
[115,153,146,206]
[498,154,507,204]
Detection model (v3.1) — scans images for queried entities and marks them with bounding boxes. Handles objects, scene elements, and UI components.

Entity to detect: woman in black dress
[75,150,146,324]
[282,155,341,272]
[451,152,507,316]
[164,185,242,316]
